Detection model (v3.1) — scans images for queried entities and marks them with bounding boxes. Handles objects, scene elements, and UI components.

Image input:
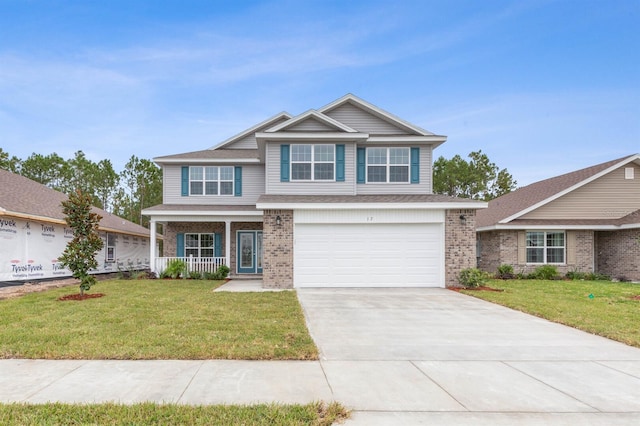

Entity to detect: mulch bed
[57,293,105,301]
[631,295,640,301]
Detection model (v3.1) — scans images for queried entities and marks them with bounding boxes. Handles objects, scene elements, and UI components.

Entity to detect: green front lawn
[0,402,349,426]
[460,279,640,347]
[0,280,318,360]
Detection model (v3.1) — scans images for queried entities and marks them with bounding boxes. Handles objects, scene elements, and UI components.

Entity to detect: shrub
[565,269,586,280]
[212,265,230,280]
[530,265,558,280]
[458,268,490,288]
[496,264,515,279]
[164,259,187,279]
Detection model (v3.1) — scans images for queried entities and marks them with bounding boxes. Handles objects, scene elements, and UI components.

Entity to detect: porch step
[228,274,263,280]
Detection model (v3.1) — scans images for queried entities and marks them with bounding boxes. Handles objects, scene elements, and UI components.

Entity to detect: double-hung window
[106,233,116,262]
[526,231,565,264]
[185,233,214,258]
[291,144,335,181]
[189,166,233,195]
[367,147,410,183]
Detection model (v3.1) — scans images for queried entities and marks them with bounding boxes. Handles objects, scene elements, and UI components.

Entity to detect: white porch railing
[155,256,227,275]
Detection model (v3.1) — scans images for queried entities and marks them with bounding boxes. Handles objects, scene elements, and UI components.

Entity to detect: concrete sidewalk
[1,288,639,426]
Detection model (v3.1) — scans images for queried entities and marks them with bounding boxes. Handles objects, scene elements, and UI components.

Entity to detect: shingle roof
[0,169,149,237]
[154,149,259,162]
[477,154,640,228]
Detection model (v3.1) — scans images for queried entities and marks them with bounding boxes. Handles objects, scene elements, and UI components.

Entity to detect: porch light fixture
[275,215,282,226]
[459,214,466,222]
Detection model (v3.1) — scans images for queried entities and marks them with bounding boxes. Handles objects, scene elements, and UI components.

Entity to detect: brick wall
[478,229,596,277]
[262,209,294,288]
[164,222,225,257]
[597,229,640,282]
[445,209,477,287]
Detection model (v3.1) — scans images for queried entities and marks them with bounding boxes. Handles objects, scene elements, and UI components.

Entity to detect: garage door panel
[294,222,443,288]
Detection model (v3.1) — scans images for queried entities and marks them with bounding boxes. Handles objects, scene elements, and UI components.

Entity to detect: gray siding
[224,116,291,149]
[356,145,433,195]
[324,102,409,135]
[522,164,640,219]
[286,118,335,132]
[163,164,265,205]
[266,143,356,195]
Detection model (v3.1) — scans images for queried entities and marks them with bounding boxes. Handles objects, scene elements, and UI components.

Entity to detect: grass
[0,401,349,425]
[460,279,640,348]
[0,279,318,360]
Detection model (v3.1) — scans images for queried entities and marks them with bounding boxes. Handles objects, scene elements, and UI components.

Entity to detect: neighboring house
[0,169,151,283]
[476,154,640,282]
[143,94,486,288]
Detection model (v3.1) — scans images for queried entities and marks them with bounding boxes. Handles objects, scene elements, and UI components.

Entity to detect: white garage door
[294,222,443,288]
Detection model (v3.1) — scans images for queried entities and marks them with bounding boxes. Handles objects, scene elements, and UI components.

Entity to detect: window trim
[188,166,234,196]
[290,144,336,181]
[105,233,116,263]
[366,147,410,183]
[526,230,566,264]
[184,233,215,258]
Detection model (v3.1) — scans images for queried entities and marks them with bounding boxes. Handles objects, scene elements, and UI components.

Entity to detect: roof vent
[625,167,634,180]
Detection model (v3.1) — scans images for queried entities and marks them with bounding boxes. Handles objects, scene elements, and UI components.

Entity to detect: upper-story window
[189,166,233,195]
[291,144,335,181]
[367,147,410,183]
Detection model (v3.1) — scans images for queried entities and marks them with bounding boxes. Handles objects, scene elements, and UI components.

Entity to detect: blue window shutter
[214,233,222,257]
[234,166,242,196]
[356,147,366,184]
[410,147,420,184]
[181,167,189,196]
[280,144,290,182]
[176,233,184,257]
[336,144,345,182]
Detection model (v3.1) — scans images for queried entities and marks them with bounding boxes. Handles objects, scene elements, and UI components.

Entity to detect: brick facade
[596,229,640,282]
[262,209,294,288]
[478,229,596,277]
[164,222,225,257]
[444,209,477,287]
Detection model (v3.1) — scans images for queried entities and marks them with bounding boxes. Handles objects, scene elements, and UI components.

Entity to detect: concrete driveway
[297,287,640,425]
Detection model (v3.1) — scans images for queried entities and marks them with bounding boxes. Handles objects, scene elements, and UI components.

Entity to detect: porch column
[225,220,231,268]
[149,218,157,274]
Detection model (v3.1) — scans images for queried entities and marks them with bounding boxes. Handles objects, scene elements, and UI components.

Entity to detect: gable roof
[213,112,292,150]
[319,93,435,136]
[477,154,640,230]
[265,109,359,133]
[0,169,150,237]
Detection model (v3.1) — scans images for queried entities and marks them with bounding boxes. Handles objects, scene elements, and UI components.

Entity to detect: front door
[237,231,263,274]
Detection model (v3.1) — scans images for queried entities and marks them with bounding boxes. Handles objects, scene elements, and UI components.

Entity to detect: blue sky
[1,0,638,186]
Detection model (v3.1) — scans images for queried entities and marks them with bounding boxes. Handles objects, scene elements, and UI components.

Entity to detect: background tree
[0,148,21,173]
[116,155,162,227]
[59,189,104,296]
[433,150,517,200]
[21,153,70,191]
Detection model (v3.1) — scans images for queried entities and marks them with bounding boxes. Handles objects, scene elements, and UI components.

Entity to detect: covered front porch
[143,205,264,277]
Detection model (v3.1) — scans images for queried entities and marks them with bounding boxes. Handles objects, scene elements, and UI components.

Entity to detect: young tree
[59,189,104,296]
[433,150,517,200]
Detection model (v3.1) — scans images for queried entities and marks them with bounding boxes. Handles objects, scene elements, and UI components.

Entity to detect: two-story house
[143,94,486,288]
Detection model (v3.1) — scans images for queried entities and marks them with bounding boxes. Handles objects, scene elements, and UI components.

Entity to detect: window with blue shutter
[280,144,290,182]
[176,233,184,257]
[356,147,366,183]
[410,147,420,184]
[336,144,345,182]
[214,233,222,257]
[234,166,242,196]
[181,167,189,196]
